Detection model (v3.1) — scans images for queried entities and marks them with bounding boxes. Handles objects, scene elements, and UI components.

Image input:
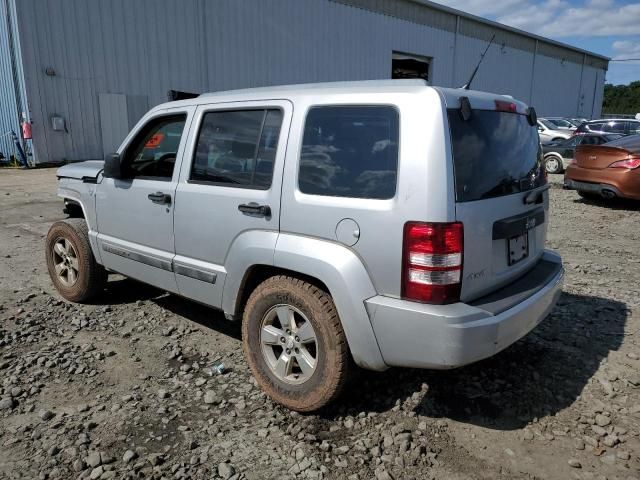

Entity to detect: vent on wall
[392,52,431,83]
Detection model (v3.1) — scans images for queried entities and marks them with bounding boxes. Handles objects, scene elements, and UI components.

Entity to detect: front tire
[544,155,563,174]
[45,219,107,302]
[242,275,351,412]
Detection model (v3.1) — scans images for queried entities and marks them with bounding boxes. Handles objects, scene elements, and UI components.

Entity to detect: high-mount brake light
[495,100,517,113]
[401,222,463,305]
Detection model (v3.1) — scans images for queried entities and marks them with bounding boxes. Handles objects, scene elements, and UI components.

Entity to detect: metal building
[0,0,609,165]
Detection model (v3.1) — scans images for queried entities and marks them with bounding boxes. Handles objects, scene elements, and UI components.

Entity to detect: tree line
[602,81,640,115]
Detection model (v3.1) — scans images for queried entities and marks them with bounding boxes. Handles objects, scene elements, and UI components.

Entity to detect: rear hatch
[442,91,549,302]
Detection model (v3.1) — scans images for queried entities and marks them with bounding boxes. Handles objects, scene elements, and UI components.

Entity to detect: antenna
[461,34,496,90]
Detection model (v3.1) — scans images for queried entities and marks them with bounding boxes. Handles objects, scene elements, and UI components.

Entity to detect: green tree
[602,81,640,115]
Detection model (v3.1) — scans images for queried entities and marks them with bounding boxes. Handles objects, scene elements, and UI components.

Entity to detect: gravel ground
[0,168,639,480]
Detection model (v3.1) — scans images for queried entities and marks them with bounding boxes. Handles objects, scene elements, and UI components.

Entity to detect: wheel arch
[225,233,387,371]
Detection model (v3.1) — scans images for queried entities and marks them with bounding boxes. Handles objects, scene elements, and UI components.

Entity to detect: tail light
[402,222,463,304]
[608,157,640,169]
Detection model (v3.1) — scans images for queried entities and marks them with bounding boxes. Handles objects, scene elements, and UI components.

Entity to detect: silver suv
[46,80,563,411]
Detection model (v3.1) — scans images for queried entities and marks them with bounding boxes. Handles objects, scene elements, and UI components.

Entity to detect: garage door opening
[392,52,430,83]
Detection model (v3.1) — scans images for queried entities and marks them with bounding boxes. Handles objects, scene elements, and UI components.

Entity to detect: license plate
[508,233,529,265]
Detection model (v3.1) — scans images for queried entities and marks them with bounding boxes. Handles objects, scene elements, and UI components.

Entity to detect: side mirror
[103,153,124,179]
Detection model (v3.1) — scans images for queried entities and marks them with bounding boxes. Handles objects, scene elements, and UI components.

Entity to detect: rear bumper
[564,166,640,200]
[365,250,563,369]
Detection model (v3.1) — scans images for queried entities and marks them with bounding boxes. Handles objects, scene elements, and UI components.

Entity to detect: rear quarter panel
[278,88,455,298]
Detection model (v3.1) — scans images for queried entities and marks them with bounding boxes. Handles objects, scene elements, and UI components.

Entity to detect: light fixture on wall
[44,67,56,76]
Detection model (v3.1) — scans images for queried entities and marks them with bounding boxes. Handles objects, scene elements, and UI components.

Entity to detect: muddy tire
[45,219,107,303]
[242,275,351,412]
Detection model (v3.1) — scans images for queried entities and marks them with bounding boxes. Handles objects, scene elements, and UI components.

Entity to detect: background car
[543,117,577,130]
[564,134,640,200]
[571,118,589,126]
[537,119,573,144]
[574,119,640,136]
[542,133,623,173]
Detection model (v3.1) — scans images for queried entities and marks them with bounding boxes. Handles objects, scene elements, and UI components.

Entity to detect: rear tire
[577,190,598,200]
[45,219,107,302]
[544,155,563,174]
[242,275,351,412]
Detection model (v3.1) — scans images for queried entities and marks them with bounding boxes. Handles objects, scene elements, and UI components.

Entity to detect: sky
[432,0,640,85]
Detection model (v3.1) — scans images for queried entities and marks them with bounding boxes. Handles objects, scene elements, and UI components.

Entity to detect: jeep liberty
[46,80,564,411]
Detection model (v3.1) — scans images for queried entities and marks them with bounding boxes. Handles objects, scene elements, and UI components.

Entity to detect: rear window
[448,109,545,202]
[603,133,640,154]
[299,106,399,199]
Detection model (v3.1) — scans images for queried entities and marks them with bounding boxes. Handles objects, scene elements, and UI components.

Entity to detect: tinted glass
[448,109,545,202]
[125,115,186,179]
[602,134,623,143]
[299,106,399,199]
[603,122,626,134]
[539,119,555,129]
[603,133,640,154]
[586,122,605,131]
[565,136,581,146]
[628,121,640,134]
[191,109,283,189]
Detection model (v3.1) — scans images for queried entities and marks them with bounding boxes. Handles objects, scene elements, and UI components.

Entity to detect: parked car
[565,134,640,200]
[574,119,640,136]
[537,119,573,144]
[543,117,577,131]
[570,118,589,127]
[542,133,623,174]
[46,80,563,411]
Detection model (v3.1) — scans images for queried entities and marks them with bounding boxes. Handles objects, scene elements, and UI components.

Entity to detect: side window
[582,136,596,145]
[566,136,581,147]
[190,109,283,189]
[299,106,399,199]
[123,115,187,180]
[629,122,640,135]
[604,122,626,134]
[587,122,603,132]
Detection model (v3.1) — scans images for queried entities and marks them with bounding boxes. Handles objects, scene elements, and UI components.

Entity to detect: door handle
[238,202,271,217]
[148,192,171,205]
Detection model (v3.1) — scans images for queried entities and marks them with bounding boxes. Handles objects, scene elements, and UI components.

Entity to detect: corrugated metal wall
[13,0,608,164]
[0,0,27,162]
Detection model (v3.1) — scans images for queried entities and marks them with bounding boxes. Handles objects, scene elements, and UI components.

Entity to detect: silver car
[47,80,563,411]
[537,119,573,144]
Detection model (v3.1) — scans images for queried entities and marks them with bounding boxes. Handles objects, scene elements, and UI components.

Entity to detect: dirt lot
[0,168,638,480]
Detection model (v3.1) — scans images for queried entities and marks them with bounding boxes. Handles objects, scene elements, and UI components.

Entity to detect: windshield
[539,119,556,129]
[448,109,546,202]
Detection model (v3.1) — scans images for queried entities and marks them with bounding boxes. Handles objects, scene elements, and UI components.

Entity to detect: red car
[564,134,640,200]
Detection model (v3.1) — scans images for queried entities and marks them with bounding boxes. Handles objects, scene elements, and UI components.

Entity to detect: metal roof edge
[409,0,610,62]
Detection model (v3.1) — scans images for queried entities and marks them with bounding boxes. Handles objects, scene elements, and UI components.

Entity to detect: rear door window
[299,106,399,199]
[448,109,545,202]
[190,109,283,189]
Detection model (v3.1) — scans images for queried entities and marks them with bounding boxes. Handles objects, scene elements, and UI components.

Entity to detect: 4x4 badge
[525,217,537,230]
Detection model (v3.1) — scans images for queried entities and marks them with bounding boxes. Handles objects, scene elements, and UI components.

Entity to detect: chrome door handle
[148,192,171,205]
